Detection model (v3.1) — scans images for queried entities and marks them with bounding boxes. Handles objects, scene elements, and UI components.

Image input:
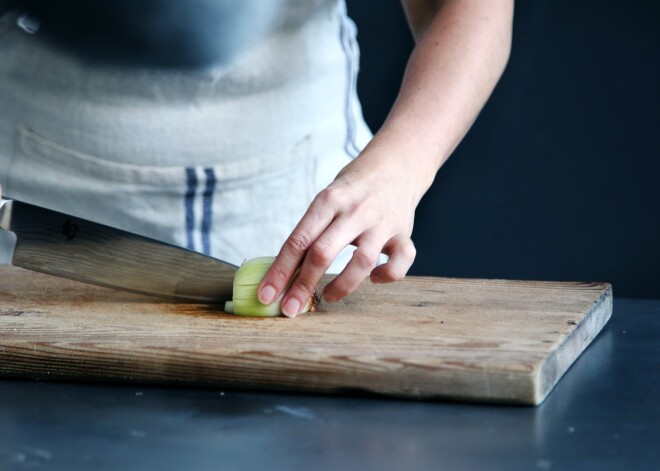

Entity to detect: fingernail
[258,284,277,304]
[282,298,301,318]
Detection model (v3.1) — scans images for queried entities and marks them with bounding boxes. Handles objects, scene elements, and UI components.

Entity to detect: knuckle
[286,232,312,257]
[308,242,334,268]
[352,250,378,271]
[316,187,341,206]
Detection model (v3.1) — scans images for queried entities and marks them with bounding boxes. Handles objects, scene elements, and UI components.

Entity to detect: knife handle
[0,199,13,231]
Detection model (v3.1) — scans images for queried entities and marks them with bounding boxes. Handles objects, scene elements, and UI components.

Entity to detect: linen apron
[0,0,373,272]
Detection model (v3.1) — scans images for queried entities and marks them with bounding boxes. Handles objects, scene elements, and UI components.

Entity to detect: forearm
[371,0,514,197]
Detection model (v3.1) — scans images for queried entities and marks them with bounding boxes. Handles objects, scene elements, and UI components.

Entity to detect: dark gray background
[347,0,660,299]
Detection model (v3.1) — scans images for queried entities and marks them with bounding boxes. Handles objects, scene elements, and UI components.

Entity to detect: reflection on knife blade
[0,199,236,302]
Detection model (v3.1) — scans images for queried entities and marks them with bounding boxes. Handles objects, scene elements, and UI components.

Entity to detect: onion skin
[225,257,317,317]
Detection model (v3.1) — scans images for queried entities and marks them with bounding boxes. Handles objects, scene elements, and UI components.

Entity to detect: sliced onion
[224,256,316,317]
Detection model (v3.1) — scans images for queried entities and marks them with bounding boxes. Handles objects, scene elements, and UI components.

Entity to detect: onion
[224,256,317,317]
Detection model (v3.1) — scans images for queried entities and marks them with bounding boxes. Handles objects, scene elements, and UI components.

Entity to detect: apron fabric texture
[0,0,373,272]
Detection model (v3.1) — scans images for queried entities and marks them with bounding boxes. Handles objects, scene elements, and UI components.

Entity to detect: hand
[257,136,429,317]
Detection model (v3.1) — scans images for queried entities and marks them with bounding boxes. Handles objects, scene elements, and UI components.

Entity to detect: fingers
[257,191,338,306]
[258,178,417,318]
[322,234,383,303]
[283,232,415,317]
[279,220,363,317]
[370,235,416,284]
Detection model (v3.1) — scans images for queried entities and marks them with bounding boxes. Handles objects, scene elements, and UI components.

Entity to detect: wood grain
[0,266,612,405]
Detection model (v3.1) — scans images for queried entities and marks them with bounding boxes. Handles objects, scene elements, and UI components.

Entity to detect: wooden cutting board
[0,266,611,405]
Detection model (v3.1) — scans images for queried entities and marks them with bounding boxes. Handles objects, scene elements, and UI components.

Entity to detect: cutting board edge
[0,359,540,406]
[0,339,544,405]
[533,284,613,405]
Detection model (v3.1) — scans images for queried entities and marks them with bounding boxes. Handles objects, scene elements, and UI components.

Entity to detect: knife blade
[0,199,237,302]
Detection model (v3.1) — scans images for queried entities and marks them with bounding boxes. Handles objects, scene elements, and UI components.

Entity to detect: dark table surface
[1,298,659,471]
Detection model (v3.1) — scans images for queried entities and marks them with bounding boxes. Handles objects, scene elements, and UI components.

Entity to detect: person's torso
[0,0,372,269]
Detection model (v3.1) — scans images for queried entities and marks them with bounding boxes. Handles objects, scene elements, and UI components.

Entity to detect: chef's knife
[0,199,237,302]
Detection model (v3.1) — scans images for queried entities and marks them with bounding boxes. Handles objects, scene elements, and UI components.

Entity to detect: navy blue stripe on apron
[339,11,361,159]
[201,167,216,256]
[184,166,217,255]
[184,167,198,251]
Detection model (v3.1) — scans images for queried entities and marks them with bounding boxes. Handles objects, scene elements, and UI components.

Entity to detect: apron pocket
[6,127,316,263]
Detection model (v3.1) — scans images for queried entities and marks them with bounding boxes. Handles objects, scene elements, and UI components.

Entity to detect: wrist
[365,125,445,201]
